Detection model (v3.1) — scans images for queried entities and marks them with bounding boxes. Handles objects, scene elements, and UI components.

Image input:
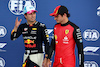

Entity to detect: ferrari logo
[65,30,69,34]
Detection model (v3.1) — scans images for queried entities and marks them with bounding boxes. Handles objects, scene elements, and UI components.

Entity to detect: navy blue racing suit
[11,21,49,67]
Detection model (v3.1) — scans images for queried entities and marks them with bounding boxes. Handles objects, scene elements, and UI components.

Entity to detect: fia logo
[83,29,99,41]
[84,61,99,67]
[8,0,36,15]
[97,6,100,16]
[0,57,5,67]
[0,26,7,37]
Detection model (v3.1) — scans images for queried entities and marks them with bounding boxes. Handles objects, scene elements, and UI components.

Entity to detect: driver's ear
[63,13,67,17]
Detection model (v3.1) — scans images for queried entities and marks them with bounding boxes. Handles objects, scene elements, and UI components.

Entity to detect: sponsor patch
[65,29,69,34]
[54,35,57,40]
[32,28,37,30]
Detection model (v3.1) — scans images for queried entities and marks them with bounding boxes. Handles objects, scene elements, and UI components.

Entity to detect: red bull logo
[24,39,34,44]
[25,44,36,48]
[24,39,36,48]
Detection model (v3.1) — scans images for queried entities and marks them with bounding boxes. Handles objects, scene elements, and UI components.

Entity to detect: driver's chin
[30,19,35,22]
[30,20,35,22]
[56,21,60,23]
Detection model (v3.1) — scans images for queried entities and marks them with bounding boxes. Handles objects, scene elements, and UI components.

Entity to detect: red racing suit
[49,21,84,67]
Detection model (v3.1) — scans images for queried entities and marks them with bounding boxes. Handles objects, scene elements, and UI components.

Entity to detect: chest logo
[24,28,28,31]
[63,36,69,44]
[65,30,69,34]
[32,28,37,30]
[24,39,34,44]
[54,35,57,40]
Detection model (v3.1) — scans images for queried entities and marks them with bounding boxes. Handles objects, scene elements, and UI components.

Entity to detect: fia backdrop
[0,0,100,67]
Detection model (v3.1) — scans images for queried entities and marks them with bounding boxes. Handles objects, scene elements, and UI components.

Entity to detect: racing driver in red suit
[47,5,84,67]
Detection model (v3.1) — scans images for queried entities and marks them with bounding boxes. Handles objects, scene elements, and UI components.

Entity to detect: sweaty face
[54,14,64,23]
[24,12,36,22]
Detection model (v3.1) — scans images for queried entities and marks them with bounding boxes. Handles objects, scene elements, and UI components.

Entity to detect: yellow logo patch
[55,35,57,40]
[65,30,69,34]
[32,28,37,30]
[46,35,49,38]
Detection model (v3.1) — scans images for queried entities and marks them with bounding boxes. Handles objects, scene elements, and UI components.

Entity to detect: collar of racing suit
[61,21,70,26]
[26,21,38,26]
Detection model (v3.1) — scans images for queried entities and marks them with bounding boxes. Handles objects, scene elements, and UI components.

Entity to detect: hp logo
[83,29,99,41]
